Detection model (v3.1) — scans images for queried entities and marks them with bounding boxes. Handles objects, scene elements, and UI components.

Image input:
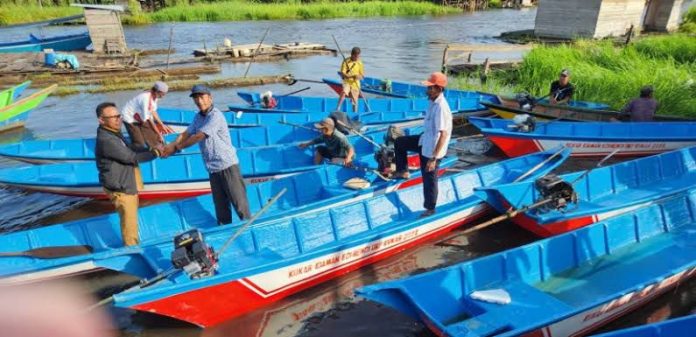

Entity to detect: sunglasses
[102,115,122,120]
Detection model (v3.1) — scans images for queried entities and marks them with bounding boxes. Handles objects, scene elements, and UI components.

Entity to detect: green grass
[0,5,81,25]
[452,37,696,117]
[135,1,460,23]
[633,34,696,64]
[680,5,696,34]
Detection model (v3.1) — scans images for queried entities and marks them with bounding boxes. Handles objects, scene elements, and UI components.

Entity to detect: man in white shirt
[121,81,174,149]
[393,72,452,217]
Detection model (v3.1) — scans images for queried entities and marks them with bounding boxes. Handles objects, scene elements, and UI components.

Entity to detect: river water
[0,7,694,337]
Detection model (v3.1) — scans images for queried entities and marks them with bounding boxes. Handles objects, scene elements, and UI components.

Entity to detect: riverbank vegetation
[453,34,696,117]
[0,1,461,25]
[680,5,696,33]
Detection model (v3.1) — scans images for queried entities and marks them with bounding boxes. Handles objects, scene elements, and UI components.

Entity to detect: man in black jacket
[94,102,161,246]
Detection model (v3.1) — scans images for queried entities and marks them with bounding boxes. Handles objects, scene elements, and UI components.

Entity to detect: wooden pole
[166,27,174,71]
[243,27,271,78]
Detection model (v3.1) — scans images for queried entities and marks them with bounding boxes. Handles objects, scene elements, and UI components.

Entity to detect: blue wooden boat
[474,146,696,237]
[357,186,696,337]
[0,149,566,326]
[323,76,609,110]
[0,33,92,53]
[1,81,31,103]
[0,157,458,284]
[322,76,500,106]
[0,123,319,164]
[469,117,696,157]
[230,91,488,115]
[591,315,696,337]
[0,127,419,198]
[0,82,56,132]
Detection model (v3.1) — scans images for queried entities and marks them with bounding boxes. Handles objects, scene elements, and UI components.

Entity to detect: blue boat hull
[0,33,92,53]
[96,149,568,327]
[591,314,696,337]
[469,117,696,157]
[357,186,696,337]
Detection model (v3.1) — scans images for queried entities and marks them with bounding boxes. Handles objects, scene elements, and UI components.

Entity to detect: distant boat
[0,32,91,53]
[0,81,56,132]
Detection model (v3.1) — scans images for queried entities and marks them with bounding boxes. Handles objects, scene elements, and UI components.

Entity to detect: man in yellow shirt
[335,47,364,113]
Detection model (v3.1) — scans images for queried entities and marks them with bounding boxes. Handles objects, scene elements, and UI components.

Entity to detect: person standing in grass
[335,47,364,113]
[122,81,174,149]
[549,69,575,105]
[621,85,658,122]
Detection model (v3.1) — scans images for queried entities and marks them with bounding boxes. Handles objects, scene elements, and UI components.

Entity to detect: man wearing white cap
[298,117,355,166]
[121,81,174,149]
[393,72,452,218]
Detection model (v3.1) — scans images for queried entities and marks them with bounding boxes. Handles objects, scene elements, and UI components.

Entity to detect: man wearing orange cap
[393,72,452,218]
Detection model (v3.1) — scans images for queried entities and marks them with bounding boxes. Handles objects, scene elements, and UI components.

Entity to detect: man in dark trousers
[163,85,251,225]
[95,102,161,246]
[393,72,452,218]
[549,69,575,105]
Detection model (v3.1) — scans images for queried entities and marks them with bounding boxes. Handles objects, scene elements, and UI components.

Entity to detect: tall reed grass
[0,5,81,25]
[453,37,696,117]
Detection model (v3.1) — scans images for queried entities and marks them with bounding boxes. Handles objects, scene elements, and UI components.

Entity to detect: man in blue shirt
[163,85,251,224]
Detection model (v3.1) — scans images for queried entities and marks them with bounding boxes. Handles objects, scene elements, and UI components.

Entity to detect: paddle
[287,77,326,85]
[331,34,372,114]
[278,120,320,133]
[86,189,287,312]
[448,149,620,237]
[0,245,94,259]
[279,86,311,97]
[334,119,384,150]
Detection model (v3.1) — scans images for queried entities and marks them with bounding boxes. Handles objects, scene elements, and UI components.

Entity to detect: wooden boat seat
[447,281,573,337]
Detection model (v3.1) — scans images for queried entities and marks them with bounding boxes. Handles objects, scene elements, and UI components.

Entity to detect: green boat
[0,82,56,132]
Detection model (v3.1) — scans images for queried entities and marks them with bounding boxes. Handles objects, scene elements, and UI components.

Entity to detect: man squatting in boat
[393,72,453,218]
[162,85,252,225]
[95,102,163,246]
[549,69,575,105]
[298,117,355,166]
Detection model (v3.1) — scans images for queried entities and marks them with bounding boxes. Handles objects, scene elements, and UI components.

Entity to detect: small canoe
[87,149,568,327]
[469,117,696,157]
[0,32,92,53]
[591,314,696,337]
[322,77,500,106]
[357,186,696,337]
[475,146,696,237]
[484,97,692,122]
[0,83,56,132]
[0,123,320,164]
[0,158,457,284]
[231,91,488,114]
[0,127,419,198]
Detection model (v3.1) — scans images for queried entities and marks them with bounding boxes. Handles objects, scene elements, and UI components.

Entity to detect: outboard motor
[515,92,536,110]
[533,174,577,213]
[171,229,218,279]
[511,114,536,133]
[375,125,404,174]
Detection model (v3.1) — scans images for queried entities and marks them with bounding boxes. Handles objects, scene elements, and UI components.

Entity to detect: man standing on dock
[162,85,251,225]
[335,47,364,113]
[393,72,452,218]
[122,81,174,149]
[95,102,162,246]
[549,69,575,105]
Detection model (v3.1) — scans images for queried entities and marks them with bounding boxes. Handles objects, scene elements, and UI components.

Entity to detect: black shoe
[419,209,436,218]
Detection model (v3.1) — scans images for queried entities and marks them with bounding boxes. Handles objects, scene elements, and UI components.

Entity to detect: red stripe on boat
[131,209,491,327]
[487,135,540,157]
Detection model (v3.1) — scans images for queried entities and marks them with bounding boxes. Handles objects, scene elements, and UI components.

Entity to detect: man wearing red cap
[394,72,452,217]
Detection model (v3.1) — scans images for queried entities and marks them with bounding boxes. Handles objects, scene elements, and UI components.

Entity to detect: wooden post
[166,27,174,71]
[441,45,450,73]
